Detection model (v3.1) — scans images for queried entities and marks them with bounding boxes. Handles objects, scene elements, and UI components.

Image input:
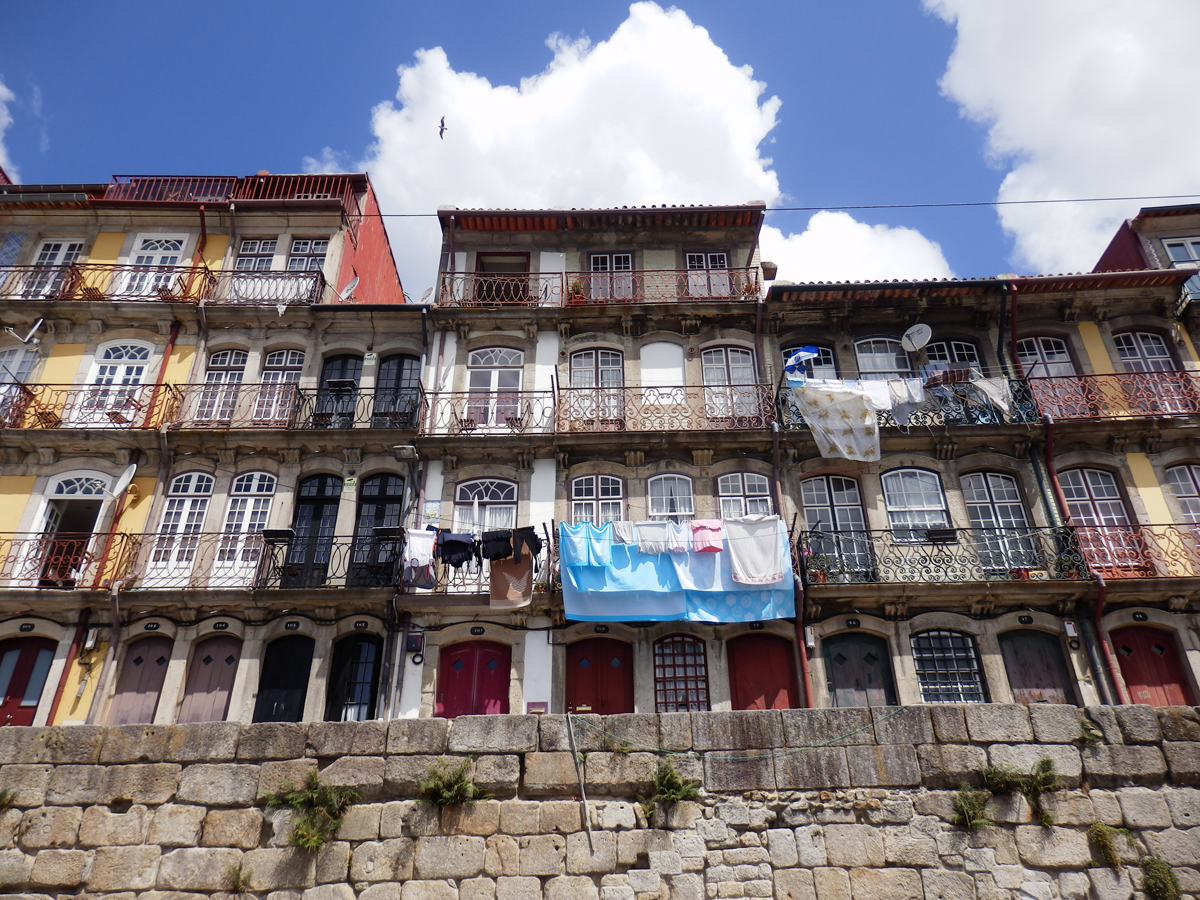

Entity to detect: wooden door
[823,632,897,707]
[727,633,800,710]
[566,638,634,714]
[253,635,315,722]
[325,635,382,722]
[0,637,58,727]
[435,641,511,718]
[998,629,1077,705]
[176,635,241,724]
[107,635,174,725]
[1112,626,1196,707]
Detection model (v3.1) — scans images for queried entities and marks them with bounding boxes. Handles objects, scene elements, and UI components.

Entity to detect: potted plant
[805,552,835,584]
[567,280,587,304]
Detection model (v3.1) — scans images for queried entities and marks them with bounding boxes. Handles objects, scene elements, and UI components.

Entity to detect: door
[0,346,39,427]
[107,635,174,725]
[194,350,247,424]
[569,349,624,427]
[1061,468,1149,576]
[373,354,421,428]
[476,254,529,305]
[312,355,363,429]
[0,637,57,726]
[685,251,731,297]
[1112,625,1196,707]
[823,632,897,707]
[213,472,275,587]
[254,349,304,424]
[1115,332,1191,414]
[26,239,83,297]
[253,635,315,722]
[176,634,241,724]
[35,475,107,589]
[727,633,800,710]
[465,348,522,429]
[702,346,758,423]
[566,638,634,714]
[325,635,383,722]
[145,472,214,588]
[435,641,511,718]
[285,475,342,588]
[77,344,152,427]
[999,629,1077,705]
[349,474,405,587]
[589,253,634,301]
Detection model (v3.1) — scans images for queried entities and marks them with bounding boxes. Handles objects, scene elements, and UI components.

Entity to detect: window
[27,239,83,297]
[80,343,153,426]
[881,469,950,540]
[466,348,523,427]
[801,475,870,574]
[783,345,837,379]
[926,341,981,367]
[1164,237,1200,299]
[961,472,1036,571]
[702,346,758,419]
[148,472,215,579]
[717,473,772,518]
[571,475,623,525]
[312,354,363,429]
[685,251,731,297]
[285,475,343,588]
[373,355,422,428]
[0,232,26,268]
[235,238,278,271]
[654,634,710,712]
[195,350,248,422]
[855,338,912,381]
[350,473,407,587]
[569,349,624,423]
[648,474,694,523]
[1061,467,1149,574]
[287,238,328,271]
[1017,337,1076,377]
[640,342,684,389]
[254,349,304,422]
[214,472,275,582]
[1114,332,1175,373]
[0,346,39,425]
[589,253,633,300]
[1167,465,1200,524]
[126,236,184,296]
[453,479,517,534]
[1059,469,1129,525]
[910,630,987,703]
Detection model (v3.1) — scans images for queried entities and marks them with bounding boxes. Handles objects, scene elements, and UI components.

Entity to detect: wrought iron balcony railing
[422,391,556,435]
[1027,372,1200,421]
[0,532,134,590]
[438,272,564,308]
[0,263,216,303]
[797,526,1088,586]
[562,268,760,304]
[171,384,423,430]
[209,270,327,304]
[1072,523,1200,580]
[558,384,775,434]
[0,383,182,430]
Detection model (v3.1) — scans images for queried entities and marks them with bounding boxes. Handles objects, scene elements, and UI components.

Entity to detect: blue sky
[2,1,1198,292]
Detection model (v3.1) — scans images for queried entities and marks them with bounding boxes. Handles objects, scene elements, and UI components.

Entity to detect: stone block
[242,847,317,891]
[584,751,657,795]
[781,708,874,747]
[813,867,850,900]
[1015,825,1091,867]
[765,829,797,868]
[18,807,82,849]
[823,825,884,867]
[519,834,567,876]
[443,800,501,836]
[921,869,976,900]
[537,714,604,752]
[790,824,826,867]
[567,831,616,873]
[987,743,1082,788]
[386,718,450,755]
[627,868,659,893]
[765,747,844,792]
[79,803,151,846]
[706,751,774,792]
[544,875,599,900]
[1029,704,1084,743]
[449,716,539,753]
[148,804,206,847]
[303,886,356,900]
[1086,868,1133,900]
[664,800,702,830]
[178,763,260,806]
[865,798,915,825]
[383,754,440,794]
[238,722,307,760]
[1114,704,1161,744]
[156,847,243,891]
[461,876,498,900]
[316,840,350,884]
[659,712,693,751]
[497,875,543,900]
[1164,741,1200,785]
[870,706,933,745]
[964,704,1032,743]
[29,848,86,888]
[485,833,520,876]
[101,763,181,805]
[915,744,986,789]
[692,710,783,750]
[474,755,521,798]
[0,764,52,807]
[101,724,170,763]
[350,838,415,882]
[1159,706,1200,742]
[774,867,816,900]
[500,800,541,834]
[845,744,920,787]
[0,848,34,887]
[524,752,578,796]
[335,802,381,841]
[617,830,648,866]
[414,834,487,879]
[1049,793,1096,826]
[602,714,660,753]
[668,872,704,900]
[306,720,387,758]
[0,727,42,765]
[85,845,161,891]
[203,808,263,848]
[258,759,319,798]
[1084,706,1124,744]
[539,800,582,834]
[403,882,459,900]
[0,807,21,846]
[928,705,968,742]
[1143,828,1200,867]
[45,764,103,806]
[881,825,938,867]
[847,866,921,899]
[1115,787,1171,829]
[1083,745,1167,788]
[164,722,240,762]
[1164,787,1200,828]
[30,726,104,764]
[321,755,385,801]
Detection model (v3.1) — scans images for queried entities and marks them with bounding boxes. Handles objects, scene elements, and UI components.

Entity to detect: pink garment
[691,519,724,552]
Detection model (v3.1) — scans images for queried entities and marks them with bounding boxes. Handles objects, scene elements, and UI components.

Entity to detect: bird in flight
[439,117,447,140]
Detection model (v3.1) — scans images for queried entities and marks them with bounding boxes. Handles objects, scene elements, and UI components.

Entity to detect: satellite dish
[419,287,433,303]
[109,464,137,497]
[901,323,932,352]
[338,276,360,301]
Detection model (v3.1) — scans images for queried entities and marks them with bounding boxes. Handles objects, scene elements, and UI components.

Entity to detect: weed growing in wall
[951,784,993,830]
[1087,822,1134,871]
[981,758,1062,827]
[418,757,491,808]
[1141,856,1182,900]
[639,758,700,823]
[264,770,358,851]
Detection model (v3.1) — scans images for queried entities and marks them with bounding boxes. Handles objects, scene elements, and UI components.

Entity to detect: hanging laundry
[490,554,534,609]
[404,528,436,590]
[889,377,926,426]
[974,377,1012,416]
[691,519,723,552]
[668,521,689,553]
[670,519,796,621]
[790,380,880,461]
[559,522,610,567]
[725,514,785,584]
[436,532,478,569]
[611,521,636,544]
[480,529,513,561]
[512,526,544,564]
[635,521,671,554]
[859,379,893,412]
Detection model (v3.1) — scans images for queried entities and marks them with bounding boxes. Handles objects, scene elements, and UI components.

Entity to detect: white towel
[725,515,784,584]
[668,521,689,553]
[636,521,670,554]
[611,521,636,544]
[861,379,893,412]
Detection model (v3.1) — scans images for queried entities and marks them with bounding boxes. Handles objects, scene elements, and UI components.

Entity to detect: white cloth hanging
[724,515,785,584]
[790,381,880,461]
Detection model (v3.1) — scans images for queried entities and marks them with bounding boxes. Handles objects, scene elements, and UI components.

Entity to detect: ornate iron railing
[563,268,760,304]
[209,270,326,304]
[778,378,1033,430]
[0,532,134,590]
[1027,372,1200,420]
[124,532,269,590]
[797,526,1088,585]
[1072,523,1200,580]
[0,264,78,300]
[438,272,564,308]
[424,535,552,596]
[256,534,405,590]
[558,384,775,434]
[0,383,182,430]
[422,391,556,435]
[0,262,217,303]
[171,384,424,430]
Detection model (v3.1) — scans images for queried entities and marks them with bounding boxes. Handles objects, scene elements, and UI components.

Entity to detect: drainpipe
[45,607,90,725]
[84,580,125,724]
[1078,604,1115,706]
[776,423,811,707]
[379,593,398,719]
[393,611,413,718]
[1009,282,1025,379]
[1094,574,1130,705]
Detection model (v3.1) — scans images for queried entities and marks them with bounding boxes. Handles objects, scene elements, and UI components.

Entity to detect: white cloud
[347,2,952,292]
[926,0,1200,275]
[0,77,18,182]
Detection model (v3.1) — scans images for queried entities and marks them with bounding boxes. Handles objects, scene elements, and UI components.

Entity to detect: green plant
[638,757,701,821]
[225,863,249,894]
[1087,822,1133,871]
[418,757,491,809]
[980,758,1062,827]
[1079,719,1104,746]
[264,770,358,851]
[981,765,1025,795]
[0,788,13,813]
[950,784,993,830]
[1141,856,1182,900]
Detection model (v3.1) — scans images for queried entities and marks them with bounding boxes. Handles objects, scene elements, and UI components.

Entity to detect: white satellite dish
[337,276,360,301]
[901,323,932,352]
[419,287,433,303]
[108,464,137,497]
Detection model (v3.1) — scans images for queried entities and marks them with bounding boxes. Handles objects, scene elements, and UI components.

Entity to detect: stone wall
[0,704,1199,899]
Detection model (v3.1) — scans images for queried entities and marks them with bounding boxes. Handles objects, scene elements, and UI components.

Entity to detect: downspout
[393,611,413,717]
[1009,282,1025,379]
[417,325,449,518]
[85,579,125,724]
[775,421,812,707]
[1093,574,1129,705]
[45,607,90,725]
[379,593,398,719]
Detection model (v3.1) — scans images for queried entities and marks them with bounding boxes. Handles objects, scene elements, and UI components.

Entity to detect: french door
[702,346,757,421]
[686,251,731,298]
[124,236,184,296]
[569,349,623,425]
[285,475,343,587]
[194,350,247,424]
[26,240,83,297]
[78,344,151,427]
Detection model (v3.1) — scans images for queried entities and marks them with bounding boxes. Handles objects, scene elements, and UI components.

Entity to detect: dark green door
[823,632,897,707]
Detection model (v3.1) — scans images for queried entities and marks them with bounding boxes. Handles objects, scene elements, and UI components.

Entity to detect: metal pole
[565,713,595,851]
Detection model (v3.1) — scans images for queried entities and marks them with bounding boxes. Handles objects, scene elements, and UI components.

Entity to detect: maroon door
[998,629,1077,705]
[0,637,58,726]
[176,635,241,724]
[1112,626,1196,707]
[727,633,800,710]
[435,641,510,718]
[566,638,634,714]
[107,635,174,725]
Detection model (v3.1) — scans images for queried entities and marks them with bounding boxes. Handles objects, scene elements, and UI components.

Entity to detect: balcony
[438,272,564,308]
[797,527,1088,586]
[0,383,182,430]
[557,384,775,434]
[563,268,760,304]
[171,384,423,430]
[1028,372,1200,421]
[1073,523,1200,580]
[210,269,326,305]
[0,532,133,590]
[422,391,556,436]
[0,263,215,303]
[103,175,238,204]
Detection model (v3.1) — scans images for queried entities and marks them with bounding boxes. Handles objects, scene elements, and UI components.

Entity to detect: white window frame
[1168,465,1200,524]
[1017,336,1076,377]
[146,472,215,586]
[1113,332,1175,373]
[123,234,189,297]
[717,472,772,519]
[571,475,624,525]
[647,474,695,523]
[453,479,518,534]
[76,340,155,427]
[881,468,951,541]
[588,252,634,300]
[782,345,837,380]
[855,337,913,381]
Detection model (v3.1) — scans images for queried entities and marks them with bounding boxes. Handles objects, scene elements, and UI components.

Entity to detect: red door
[566,638,634,714]
[727,633,800,710]
[435,641,511,718]
[1112,626,1196,707]
[0,637,58,726]
[176,635,241,724]
[107,635,174,725]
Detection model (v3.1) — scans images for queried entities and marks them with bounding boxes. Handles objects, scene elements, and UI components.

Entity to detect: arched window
[454,479,517,533]
[910,630,987,703]
[313,354,364,429]
[196,349,248,422]
[782,345,837,379]
[800,475,870,576]
[147,472,215,583]
[285,475,343,588]
[466,348,523,427]
[569,349,624,425]
[961,472,1036,572]
[36,473,110,588]
[926,340,981,367]
[717,472,772,518]
[881,469,949,540]
[1061,468,1147,575]
[374,354,421,428]
[325,634,383,722]
[80,343,153,426]
[1017,337,1075,377]
[1059,469,1129,525]
[254,349,305,423]
[215,472,276,584]
[1167,465,1200,523]
[647,474,694,523]
[349,473,407,587]
[855,338,911,381]
[1114,332,1175,372]
[653,634,710,712]
[571,475,623,525]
